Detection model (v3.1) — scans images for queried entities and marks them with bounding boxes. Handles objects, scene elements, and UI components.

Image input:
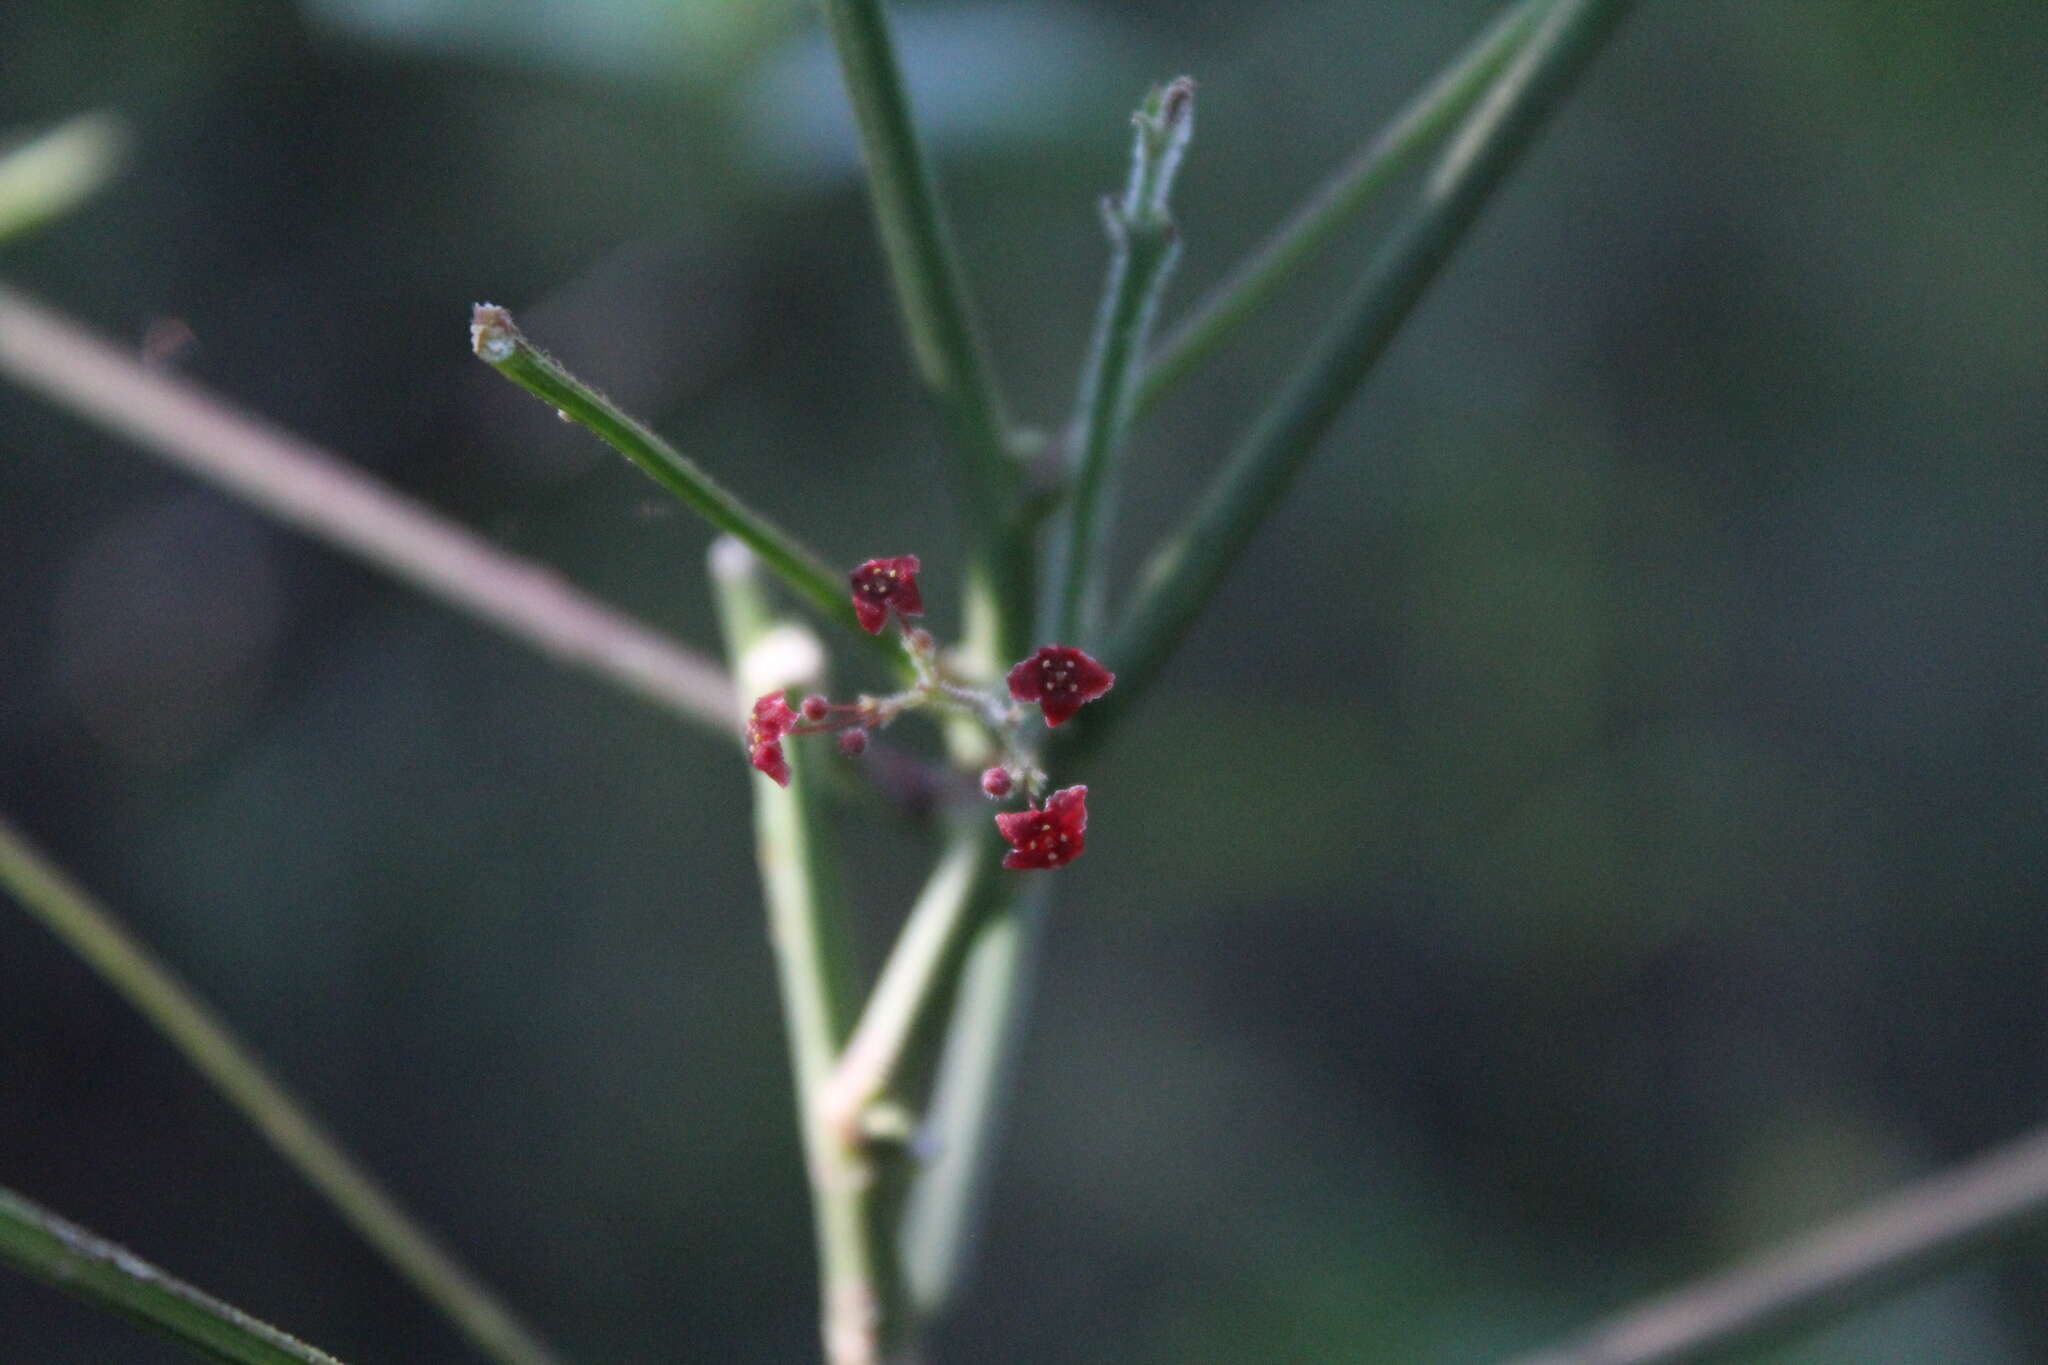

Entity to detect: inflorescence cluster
[746,556,1111,869]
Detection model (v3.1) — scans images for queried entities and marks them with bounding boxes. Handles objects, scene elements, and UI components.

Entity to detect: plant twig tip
[469,303,519,363]
[1161,75,1196,127]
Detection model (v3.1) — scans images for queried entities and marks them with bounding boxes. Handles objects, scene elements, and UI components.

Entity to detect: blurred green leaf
[301,0,803,85]
[0,114,127,249]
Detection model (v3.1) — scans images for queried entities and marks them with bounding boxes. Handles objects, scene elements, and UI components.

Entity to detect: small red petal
[891,576,923,617]
[1005,655,1045,702]
[993,806,1039,846]
[1069,653,1115,697]
[750,740,791,787]
[1039,692,1086,727]
[1044,785,1088,830]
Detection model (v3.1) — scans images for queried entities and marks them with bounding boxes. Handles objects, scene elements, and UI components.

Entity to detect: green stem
[812,0,1034,670]
[0,1185,349,1365]
[1099,0,1638,731]
[1133,0,1545,418]
[1051,79,1195,645]
[896,887,1049,1318]
[1499,1124,2048,1365]
[0,817,567,1365]
[813,0,1014,530]
[818,826,1001,1145]
[712,539,905,1365]
[473,305,890,661]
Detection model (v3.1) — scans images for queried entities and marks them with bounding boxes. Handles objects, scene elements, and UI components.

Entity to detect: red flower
[994,785,1088,870]
[849,555,923,634]
[747,691,800,787]
[1006,645,1115,727]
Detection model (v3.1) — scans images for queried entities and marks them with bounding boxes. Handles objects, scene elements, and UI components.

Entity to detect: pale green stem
[472,305,896,664]
[0,287,734,739]
[1098,0,1640,733]
[0,816,565,1365]
[712,539,905,1365]
[818,826,1001,1146]
[896,888,1049,1318]
[0,112,127,247]
[1050,79,1194,645]
[1134,0,1545,417]
[0,1185,349,1365]
[1500,1123,2048,1365]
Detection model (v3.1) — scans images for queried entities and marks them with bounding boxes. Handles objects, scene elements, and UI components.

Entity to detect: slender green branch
[1134,0,1546,417]
[1499,1124,2048,1365]
[818,826,1000,1145]
[812,0,1034,671]
[1049,78,1195,644]
[895,887,1049,1318]
[712,539,906,1365]
[888,101,1197,1321]
[0,1185,348,1365]
[0,286,735,739]
[1097,0,1638,732]
[0,112,128,247]
[812,0,1014,528]
[0,817,567,1365]
[472,305,890,659]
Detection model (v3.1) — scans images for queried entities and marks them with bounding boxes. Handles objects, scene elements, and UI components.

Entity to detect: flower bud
[980,766,1013,799]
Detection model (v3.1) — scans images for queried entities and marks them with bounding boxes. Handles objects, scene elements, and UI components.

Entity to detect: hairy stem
[712,540,906,1365]
[1098,0,1639,731]
[0,817,564,1365]
[1499,1124,2048,1365]
[1133,0,1546,417]
[0,1185,349,1365]
[0,286,734,738]
[472,306,895,662]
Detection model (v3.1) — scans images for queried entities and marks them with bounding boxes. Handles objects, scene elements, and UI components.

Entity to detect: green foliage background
[2,1,2044,1361]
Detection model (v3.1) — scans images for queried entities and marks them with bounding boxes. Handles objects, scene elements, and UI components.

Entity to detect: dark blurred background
[4,1,2046,1361]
